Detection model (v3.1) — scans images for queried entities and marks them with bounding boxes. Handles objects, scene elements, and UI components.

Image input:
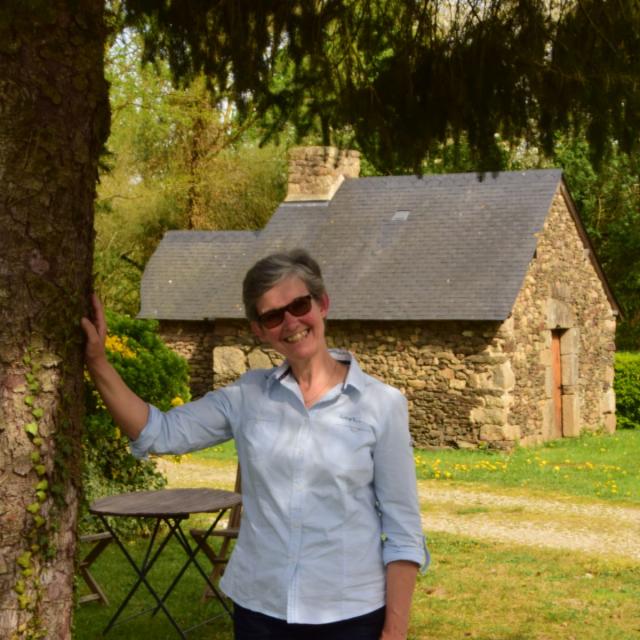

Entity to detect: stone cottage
[139,146,619,449]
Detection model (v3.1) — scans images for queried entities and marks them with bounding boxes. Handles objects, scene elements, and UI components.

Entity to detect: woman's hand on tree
[81,293,108,365]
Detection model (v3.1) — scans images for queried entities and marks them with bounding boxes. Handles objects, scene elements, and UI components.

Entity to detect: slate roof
[139,169,602,322]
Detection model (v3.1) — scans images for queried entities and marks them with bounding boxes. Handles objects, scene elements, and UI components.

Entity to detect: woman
[82,249,427,640]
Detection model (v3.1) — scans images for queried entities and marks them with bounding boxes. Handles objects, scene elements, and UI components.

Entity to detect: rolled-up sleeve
[373,389,429,570]
[130,388,234,459]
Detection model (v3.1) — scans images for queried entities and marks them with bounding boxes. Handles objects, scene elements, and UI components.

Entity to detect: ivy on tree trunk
[0,2,109,638]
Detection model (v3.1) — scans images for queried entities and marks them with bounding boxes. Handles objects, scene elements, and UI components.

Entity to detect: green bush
[80,311,191,537]
[614,351,640,429]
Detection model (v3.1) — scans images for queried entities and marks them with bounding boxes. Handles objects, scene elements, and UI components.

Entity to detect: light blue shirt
[131,350,427,624]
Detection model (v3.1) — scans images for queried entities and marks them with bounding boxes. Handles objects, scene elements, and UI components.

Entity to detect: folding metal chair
[190,466,242,597]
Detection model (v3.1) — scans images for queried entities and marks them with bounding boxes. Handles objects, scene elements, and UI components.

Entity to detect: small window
[392,210,410,221]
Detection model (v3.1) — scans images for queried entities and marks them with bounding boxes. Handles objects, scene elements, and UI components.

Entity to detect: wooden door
[551,330,563,438]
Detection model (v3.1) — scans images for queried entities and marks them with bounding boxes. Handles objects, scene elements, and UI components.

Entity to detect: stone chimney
[285,146,360,202]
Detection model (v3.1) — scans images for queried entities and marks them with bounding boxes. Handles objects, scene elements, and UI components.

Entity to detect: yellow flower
[171,396,185,407]
[105,334,136,359]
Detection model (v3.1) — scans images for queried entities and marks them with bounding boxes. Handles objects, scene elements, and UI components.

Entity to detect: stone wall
[206,318,518,449]
[158,320,216,399]
[506,188,617,445]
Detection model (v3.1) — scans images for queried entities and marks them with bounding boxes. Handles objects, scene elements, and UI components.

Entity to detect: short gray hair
[242,249,326,322]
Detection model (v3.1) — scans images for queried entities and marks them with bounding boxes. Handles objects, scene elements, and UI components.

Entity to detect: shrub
[614,352,640,429]
[80,311,191,537]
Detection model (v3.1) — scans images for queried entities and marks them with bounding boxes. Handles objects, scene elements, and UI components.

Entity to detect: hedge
[614,351,640,429]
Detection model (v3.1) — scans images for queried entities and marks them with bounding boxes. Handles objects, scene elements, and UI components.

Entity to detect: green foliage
[94,33,287,315]
[80,311,191,538]
[121,0,640,173]
[614,352,640,429]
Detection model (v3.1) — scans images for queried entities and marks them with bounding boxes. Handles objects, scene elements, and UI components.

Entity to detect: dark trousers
[233,603,386,640]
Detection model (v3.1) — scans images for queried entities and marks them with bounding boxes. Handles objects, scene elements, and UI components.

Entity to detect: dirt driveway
[156,457,640,562]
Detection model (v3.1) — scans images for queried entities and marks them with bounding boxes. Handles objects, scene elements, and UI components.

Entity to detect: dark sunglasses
[257,294,313,328]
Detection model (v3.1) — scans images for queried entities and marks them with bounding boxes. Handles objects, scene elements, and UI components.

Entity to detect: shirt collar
[266,349,366,394]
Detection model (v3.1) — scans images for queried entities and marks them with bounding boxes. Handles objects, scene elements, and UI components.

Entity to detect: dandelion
[171,396,185,407]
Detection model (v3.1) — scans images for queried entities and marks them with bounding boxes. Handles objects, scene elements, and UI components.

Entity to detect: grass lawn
[413,429,640,504]
[412,532,640,640]
[74,530,640,640]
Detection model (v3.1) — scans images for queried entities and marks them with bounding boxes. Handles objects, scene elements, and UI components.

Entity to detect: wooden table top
[89,488,242,518]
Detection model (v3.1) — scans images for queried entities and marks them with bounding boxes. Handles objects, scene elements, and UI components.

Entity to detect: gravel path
[157,457,640,562]
[420,485,640,561]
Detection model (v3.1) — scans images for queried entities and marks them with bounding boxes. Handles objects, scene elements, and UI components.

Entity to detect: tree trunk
[0,2,109,638]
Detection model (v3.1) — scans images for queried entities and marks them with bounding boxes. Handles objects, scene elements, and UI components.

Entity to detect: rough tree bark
[0,2,109,638]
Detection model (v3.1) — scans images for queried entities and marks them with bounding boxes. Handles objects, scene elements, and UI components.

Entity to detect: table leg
[97,515,188,638]
[153,512,232,619]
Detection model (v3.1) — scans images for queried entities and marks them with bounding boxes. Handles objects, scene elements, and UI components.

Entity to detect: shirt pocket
[315,418,377,484]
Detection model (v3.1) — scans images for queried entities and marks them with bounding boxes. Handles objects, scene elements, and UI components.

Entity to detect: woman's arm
[372,387,427,639]
[81,294,148,439]
[381,560,419,640]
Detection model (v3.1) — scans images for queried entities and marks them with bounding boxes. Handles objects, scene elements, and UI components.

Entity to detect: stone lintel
[546,298,575,330]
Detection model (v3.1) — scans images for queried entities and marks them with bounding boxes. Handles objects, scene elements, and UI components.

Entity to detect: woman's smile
[284,328,310,343]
